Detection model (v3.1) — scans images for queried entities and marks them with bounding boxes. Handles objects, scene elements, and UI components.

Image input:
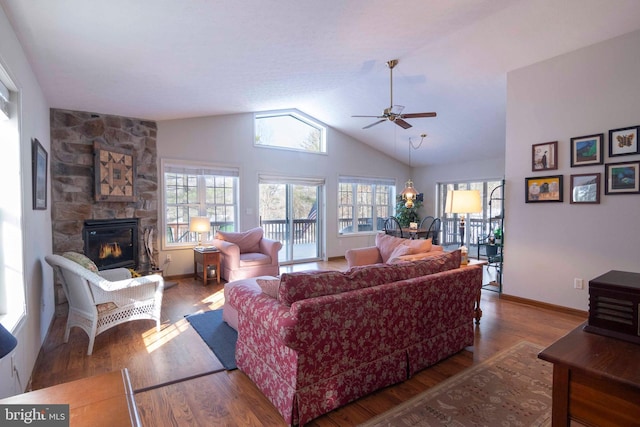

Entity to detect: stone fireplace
[50,109,158,305]
[83,218,139,270]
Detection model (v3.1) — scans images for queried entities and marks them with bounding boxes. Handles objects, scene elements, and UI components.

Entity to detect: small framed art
[570,133,603,167]
[604,161,640,194]
[570,173,600,204]
[525,175,563,203]
[532,141,558,171]
[609,125,639,157]
[32,138,48,210]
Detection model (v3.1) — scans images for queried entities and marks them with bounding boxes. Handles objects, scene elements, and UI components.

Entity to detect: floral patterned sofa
[226,250,482,426]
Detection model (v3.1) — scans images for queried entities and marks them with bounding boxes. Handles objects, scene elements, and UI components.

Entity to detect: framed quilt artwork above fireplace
[94,142,136,202]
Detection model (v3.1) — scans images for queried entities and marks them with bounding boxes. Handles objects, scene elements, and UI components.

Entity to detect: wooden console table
[538,323,640,426]
[0,368,140,427]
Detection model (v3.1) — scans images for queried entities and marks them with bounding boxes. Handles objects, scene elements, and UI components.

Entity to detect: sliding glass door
[259,176,324,264]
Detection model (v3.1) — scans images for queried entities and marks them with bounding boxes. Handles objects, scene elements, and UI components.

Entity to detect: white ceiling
[3,0,640,166]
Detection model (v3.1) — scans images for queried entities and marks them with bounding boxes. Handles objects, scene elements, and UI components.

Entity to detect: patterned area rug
[360,341,551,427]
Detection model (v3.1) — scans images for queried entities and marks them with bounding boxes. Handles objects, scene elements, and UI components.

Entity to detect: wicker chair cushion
[62,251,99,273]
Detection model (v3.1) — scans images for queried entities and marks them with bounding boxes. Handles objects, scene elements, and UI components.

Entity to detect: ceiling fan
[353,59,436,129]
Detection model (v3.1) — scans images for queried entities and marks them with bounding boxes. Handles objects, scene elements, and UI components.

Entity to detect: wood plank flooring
[29,259,586,426]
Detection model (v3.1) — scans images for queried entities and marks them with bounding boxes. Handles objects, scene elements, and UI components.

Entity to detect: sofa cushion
[375,233,408,263]
[405,238,432,254]
[411,249,461,275]
[279,251,462,306]
[387,244,412,263]
[62,251,99,273]
[278,271,350,306]
[256,278,280,299]
[216,227,263,253]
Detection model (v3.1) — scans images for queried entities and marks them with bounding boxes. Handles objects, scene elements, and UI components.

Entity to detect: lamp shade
[189,216,211,233]
[445,190,482,214]
[401,180,419,208]
[0,323,17,359]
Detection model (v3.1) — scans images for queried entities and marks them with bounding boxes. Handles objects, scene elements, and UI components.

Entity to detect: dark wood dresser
[538,323,640,426]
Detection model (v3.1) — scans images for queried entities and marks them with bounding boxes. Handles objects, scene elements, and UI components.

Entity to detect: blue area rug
[186,309,237,370]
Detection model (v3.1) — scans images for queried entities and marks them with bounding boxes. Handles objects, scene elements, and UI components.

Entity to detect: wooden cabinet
[0,369,140,427]
[538,323,640,426]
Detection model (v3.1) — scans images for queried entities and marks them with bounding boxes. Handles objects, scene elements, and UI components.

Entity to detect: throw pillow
[405,238,432,254]
[216,227,263,253]
[62,252,99,273]
[375,233,407,263]
[256,278,280,299]
[386,244,412,263]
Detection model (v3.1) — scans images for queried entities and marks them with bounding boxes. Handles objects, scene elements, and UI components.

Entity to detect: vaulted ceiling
[3,0,640,166]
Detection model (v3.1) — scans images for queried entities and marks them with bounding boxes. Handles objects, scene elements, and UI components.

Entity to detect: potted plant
[395,194,423,227]
[493,227,503,244]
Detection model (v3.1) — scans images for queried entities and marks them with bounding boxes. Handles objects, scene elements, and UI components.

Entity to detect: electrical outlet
[574,278,584,289]
[166,254,172,262]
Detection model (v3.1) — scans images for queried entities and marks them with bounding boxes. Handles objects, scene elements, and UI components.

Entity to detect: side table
[193,248,220,285]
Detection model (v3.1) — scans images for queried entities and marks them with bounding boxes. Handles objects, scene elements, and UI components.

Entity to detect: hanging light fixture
[401,134,427,208]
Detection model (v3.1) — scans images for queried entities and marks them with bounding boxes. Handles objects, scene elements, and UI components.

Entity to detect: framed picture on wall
[570,133,603,167]
[32,138,48,210]
[570,173,600,204]
[604,161,640,194]
[525,175,563,203]
[94,142,136,202]
[609,125,640,157]
[532,141,558,171]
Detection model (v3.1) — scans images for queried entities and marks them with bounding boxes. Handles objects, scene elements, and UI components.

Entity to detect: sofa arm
[259,238,283,265]
[345,246,382,268]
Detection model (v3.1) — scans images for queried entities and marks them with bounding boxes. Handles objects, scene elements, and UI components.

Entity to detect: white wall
[504,29,640,310]
[413,156,506,217]
[0,5,53,397]
[157,113,411,275]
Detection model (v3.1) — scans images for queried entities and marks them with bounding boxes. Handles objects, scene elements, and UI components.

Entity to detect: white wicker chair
[45,254,164,355]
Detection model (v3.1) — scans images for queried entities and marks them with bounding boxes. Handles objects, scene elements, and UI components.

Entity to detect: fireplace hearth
[83,218,138,270]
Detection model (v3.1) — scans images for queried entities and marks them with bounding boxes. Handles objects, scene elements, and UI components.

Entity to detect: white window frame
[0,66,26,331]
[338,175,396,235]
[254,109,327,154]
[161,159,239,249]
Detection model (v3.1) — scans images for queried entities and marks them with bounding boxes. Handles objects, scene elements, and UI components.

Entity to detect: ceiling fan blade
[363,119,386,129]
[352,115,384,118]
[401,112,437,119]
[394,119,412,129]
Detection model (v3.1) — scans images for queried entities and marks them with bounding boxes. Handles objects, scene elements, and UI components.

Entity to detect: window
[254,109,326,154]
[338,176,395,235]
[0,70,25,330]
[436,179,503,249]
[162,160,239,248]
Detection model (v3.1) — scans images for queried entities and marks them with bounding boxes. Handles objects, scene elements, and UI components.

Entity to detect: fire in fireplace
[83,218,138,270]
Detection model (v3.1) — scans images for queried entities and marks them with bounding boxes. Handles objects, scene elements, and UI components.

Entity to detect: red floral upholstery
[229,258,482,426]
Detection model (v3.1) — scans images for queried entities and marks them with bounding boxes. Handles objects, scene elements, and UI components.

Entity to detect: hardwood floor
[30,259,586,426]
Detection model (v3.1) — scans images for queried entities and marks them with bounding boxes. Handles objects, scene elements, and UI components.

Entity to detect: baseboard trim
[500,293,587,317]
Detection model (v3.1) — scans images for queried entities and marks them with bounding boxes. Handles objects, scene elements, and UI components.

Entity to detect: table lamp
[0,323,17,359]
[445,190,482,247]
[189,216,211,248]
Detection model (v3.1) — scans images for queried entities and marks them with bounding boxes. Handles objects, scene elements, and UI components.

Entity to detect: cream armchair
[211,227,282,282]
[45,253,164,355]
